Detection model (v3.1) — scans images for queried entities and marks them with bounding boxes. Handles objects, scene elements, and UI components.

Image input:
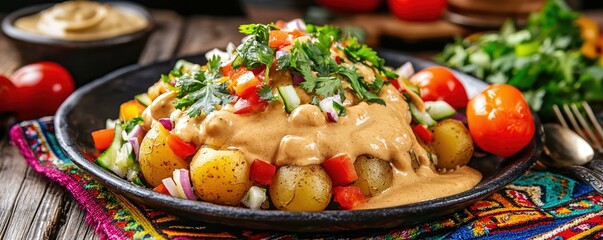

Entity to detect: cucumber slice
[277,85,301,113]
[425,101,456,121]
[135,93,152,107]
[96,123,123,170]
[409,103,436,127]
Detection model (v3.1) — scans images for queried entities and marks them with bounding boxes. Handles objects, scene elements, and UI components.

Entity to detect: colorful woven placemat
[9,117,603,239]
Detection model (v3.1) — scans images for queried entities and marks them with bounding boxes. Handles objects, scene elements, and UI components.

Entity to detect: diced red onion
[126,125,142,140]
[319,96,342,122]
[451,112,467,125]
[396,62,415,79]
[326,111,338,122]
[178,169,197,200]
[286,19,306,32]
[161,178,181,198]
[159,118,173,131]
[292,73,304,85]
[276,49,289,59]
[129,137,140,162]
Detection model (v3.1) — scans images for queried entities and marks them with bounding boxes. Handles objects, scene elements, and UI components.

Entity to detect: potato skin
[139,123,189,187]
[269,165,332,211]
[352,155,393,197]
[190,148,252,206]
[432,119,474,169]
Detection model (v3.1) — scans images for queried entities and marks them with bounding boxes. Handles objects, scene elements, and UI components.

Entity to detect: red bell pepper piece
[91,128,115,150]
[412,124,433,142]
[233,89,268,114]
[333,186,366,210]
[321,153,358,186]
[249,159,277,185]
[153,183,170,195]
[167,134,197,159]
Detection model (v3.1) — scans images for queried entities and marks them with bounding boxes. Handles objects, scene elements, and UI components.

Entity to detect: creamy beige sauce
[14,1,147,41]
[144,72,482,209]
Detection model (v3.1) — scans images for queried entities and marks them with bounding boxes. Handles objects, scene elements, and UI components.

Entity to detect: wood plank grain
[0,136,30,238]
[0,158,63,239]
[176,16,246,56]
[139,9,184,65]
[55,198,101,240]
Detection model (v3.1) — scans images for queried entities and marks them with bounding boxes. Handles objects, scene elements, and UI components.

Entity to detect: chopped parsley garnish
[122,117,143,133]
[170,22,397,118]
[343,38,398,79]
[234,24,274,83]
[174,55,233,117]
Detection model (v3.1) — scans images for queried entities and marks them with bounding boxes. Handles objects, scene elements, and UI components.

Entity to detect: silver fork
[553,101,603,176]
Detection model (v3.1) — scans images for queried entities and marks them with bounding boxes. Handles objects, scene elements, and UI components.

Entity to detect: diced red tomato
[153,183,170,195]
[249,159,277,185]
[290,29,306,39]
[333,186,366,210]
[388,77,401,90]
[412,124,433,142]
[321,153,358,186]
[233,95,268,114]
[221,64,233,76]
[91,128,115,150]
[167,134,197,159]
[275,20,287,29]
[269,30,290,49]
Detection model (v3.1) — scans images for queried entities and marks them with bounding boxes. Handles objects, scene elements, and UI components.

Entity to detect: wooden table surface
[0,10,249,239]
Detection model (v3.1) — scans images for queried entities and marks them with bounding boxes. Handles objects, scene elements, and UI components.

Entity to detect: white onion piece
[161,178,182,198]
[275,49,289,59]
[129,137,140,162]
[396,62,415,79]
[178,169,197,200]
[172,170,188,199]
[241,186,267,210]
[158,118,173,131]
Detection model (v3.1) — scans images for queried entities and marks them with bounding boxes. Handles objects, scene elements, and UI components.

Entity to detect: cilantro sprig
[234,24,275,83]
[174,56,233,117]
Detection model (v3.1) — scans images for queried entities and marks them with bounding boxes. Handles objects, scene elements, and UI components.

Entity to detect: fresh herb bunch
[173,22,397,118]
[173,56,233,117]
[435,0,603,118]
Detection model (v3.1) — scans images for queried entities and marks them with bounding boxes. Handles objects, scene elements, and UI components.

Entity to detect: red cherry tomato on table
[0,75,17,112]
[8,62,74,120]
[409,66,468,109]
[466,84,535,157]
[316,0,382,13]
[388,0,447,22]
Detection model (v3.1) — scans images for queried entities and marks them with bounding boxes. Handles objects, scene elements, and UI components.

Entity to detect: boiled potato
[432,119,474,169]
[190,148,252,206]
[139,123,188,187]
[270,165,332,211]
[352,155,393,197]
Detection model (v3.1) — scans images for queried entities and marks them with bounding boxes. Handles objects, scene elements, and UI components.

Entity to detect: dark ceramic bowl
[55,50,542,232]
[1,2,153,87]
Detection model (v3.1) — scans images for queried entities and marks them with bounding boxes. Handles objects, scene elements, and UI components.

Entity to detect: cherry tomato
[9,62,75,120]
[409,66,468,109]
[466,84,535,157]
[316,0,382,13]
[388,0,446,22]
[0,75,16,112]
